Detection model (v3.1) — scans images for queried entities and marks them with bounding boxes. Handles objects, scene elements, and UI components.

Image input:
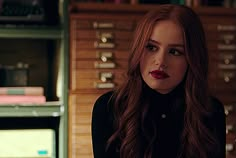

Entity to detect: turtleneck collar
[143,83,185,117]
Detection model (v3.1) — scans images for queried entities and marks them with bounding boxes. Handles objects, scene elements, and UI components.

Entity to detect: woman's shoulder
[208,96,226,156]
[93,91,114,115]
[207,96,226,129]
[94,91,114,106]
[209,96,225,115]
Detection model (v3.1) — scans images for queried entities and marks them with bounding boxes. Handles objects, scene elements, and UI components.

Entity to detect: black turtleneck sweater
[91,88,226,158]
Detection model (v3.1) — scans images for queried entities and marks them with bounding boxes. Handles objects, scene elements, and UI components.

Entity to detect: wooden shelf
[0,102,64,117]
[0,26,63,39]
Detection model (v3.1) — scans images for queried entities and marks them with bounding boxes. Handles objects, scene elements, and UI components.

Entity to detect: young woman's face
[140,20,188,94]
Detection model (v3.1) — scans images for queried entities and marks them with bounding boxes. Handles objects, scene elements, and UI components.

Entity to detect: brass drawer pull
[224,105,234,116]
[217,25,236,31]
[226,143,234,152]
[93,22,114,29]
[224,58,230,65]
[224,76,230,83]
[94,82,115,89]
[94,62,116,69]
[97,51,114,62]
[97,32,114,43]
[219,54,235,65]
[220,34,235,44]
[99,72,113,82]
[223,75,233,83]
[97,32,114,40]
[218,72,235,83]
[226,124,234,134]
[94,41,115,49]
[221,34,235,40]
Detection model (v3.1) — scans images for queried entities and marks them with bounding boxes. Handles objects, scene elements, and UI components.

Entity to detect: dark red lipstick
[150,70,170,79]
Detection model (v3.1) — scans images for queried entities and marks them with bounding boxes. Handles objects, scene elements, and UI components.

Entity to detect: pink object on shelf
[0,95,46,104]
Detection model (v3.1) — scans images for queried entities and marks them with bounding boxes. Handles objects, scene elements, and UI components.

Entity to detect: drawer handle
[217,25,236,31]
[218,64,236,70]
[223,75,233,83]
[224,59,231,65]
[224,105,234,116]
[226,124,234,134]
[97,32,114,40]
[218,72,235,83]
[98,33,114,43]
[94,41,115,49]
[221,34,235,40]
[218,44,236,51]
[97,51,114,62]
[94,62,116,69]
[220,34,235,44]
[99,72,113,82]
[94,82,115,89]
[219,54,235,66]
[224,76,230,83]
[226,143,235,152]
[93,22,114,29]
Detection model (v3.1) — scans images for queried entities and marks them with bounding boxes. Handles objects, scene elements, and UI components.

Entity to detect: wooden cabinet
[69,4,236,158]
[199,9,236,157]
[69,94,100,158]
[69,8,139,157]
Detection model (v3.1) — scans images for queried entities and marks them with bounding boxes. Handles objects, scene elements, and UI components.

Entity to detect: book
[0,87,44,95]
[0,95,46,104]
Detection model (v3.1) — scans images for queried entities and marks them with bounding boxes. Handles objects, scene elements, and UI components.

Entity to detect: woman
[92,4,226,158]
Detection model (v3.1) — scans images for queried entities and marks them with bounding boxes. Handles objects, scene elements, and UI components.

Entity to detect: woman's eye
[145,44,158,52]
[169,48,183,56]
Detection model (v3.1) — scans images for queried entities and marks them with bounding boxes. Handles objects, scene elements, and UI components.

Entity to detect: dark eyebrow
[148,39,160,45]
[148,38,184,48]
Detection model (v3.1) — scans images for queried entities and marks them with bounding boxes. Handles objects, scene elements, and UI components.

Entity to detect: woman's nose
[154,51,168,68]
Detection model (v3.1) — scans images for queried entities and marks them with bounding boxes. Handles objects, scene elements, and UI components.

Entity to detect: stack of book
[0,87,46,105]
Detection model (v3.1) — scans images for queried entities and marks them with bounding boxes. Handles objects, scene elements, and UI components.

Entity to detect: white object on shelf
[0,129,55,158]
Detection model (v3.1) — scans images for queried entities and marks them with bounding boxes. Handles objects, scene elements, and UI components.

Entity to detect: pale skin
[140,20,188,94]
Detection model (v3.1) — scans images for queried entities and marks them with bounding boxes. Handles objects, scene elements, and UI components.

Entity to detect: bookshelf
[0,0,69,158]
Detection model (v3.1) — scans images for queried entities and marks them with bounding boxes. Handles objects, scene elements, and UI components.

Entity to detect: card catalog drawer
[74,39,131,50]
[72,50,129,60]
[71,18,136,31]
[73,30,133,40]
[74,60,127,69]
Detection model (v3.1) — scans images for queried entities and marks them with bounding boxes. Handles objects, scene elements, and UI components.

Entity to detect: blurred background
[0,0,235,158]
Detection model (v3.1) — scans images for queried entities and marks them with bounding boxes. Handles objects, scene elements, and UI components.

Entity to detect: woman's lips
[150,70,170,79]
